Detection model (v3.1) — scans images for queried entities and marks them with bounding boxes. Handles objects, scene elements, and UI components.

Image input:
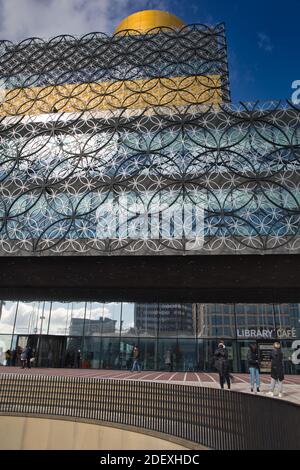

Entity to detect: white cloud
[0,300,116,335]
[0,0,110,40]
[257,32,273,53]
[0,301,19,333]
[0,0,170,41]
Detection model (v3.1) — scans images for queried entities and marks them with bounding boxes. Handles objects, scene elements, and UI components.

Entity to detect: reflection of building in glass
[192,304,205,336]
[69,317,117,336]
[275,304,300,332]
[192,303,300,339]
[0,301,5,322]
[193,304,236,338]
[0,300,299,372]
[134,304,194,334]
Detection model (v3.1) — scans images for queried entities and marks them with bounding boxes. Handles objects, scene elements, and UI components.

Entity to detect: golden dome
[114,10,185,35]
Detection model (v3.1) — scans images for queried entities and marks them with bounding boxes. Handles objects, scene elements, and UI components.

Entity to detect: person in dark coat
[266,341,284,397]
[214,341,231,389]
[26,346,33,369]
[5,350,11,367]
[131,345,141,372]
[164,349,173,372]
[247,343,261,393]
[76,350,81,368]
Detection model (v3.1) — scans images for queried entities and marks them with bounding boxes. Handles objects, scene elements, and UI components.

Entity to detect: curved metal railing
[0,373,299,449]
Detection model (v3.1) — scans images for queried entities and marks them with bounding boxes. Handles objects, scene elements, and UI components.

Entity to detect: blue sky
[0,0,299,102]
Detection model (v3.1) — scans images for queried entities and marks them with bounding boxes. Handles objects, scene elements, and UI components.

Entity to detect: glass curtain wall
[0,301,299,373]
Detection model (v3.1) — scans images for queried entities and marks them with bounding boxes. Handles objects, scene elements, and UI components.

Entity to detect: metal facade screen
[0,25,299,255]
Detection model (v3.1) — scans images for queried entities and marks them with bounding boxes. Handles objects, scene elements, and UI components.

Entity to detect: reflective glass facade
[2,25,300,257]
[0,300,299,374]
[1,19,300,382]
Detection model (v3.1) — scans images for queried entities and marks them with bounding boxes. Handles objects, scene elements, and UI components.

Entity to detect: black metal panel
[0,254,300,302]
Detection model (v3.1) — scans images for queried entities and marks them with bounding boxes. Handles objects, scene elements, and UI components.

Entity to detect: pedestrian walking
[247,343,261,393]
[20,347,28,369]
[164,349,173,372]
[76,350,81,368]
[214,341,231,390]
[5,349,11,366]
[266,341,284,398]
[131,345,141,372]
[27,346,33,369]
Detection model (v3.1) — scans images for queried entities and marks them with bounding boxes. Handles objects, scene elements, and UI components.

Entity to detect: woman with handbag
[266,342,284,398]
[214,341,231,390]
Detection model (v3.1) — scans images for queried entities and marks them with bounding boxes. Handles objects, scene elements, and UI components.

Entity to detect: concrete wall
[0,415,190,450]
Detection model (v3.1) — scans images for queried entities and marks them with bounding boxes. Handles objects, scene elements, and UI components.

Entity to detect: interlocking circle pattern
[0,26,299,255]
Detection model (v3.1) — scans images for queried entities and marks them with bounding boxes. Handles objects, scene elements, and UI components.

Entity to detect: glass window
[119,338,137,369]
[235,304,275,330]
[248,316,259,326]
[223,327,232,337]
[197,339,215,371]
[120,303,136,336]
[137,338,156,370]
[237,340,254,373]
[14,301,49,335]
[133,304,159,337]
[0,301,298,373]
[129,303,196,338]
[0,301,17,334]
[246,305,255,315]
[81,336,124,369]
[235,305,244,315]
[49,301,86,336]
[36,336,66,368]
[175,338,197,371]
[279,340,300,375]
[197,339,234,372]
[102,303,120,336]
[158,338,178,371]
[172,304,194,337]
[83,302,119,337]
[196,304,235,338]
[275,304,300,337]
[0,335,12,365]
[236,316,246,326]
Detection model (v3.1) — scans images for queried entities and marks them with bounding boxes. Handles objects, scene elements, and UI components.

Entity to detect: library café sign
[237,328,297,339]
